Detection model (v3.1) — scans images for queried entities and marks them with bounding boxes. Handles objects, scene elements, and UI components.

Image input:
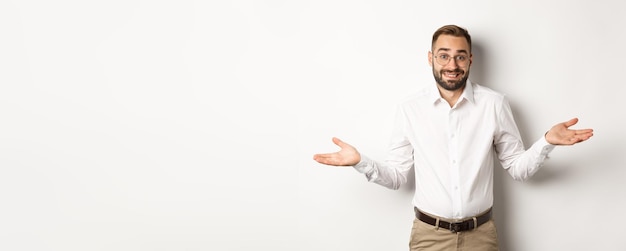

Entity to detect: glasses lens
[436,54,468,66]
[436,54,450,65]
[455,56,467,66]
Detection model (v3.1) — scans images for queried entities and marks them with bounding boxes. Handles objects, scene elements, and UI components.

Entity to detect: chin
[438,80,466,91]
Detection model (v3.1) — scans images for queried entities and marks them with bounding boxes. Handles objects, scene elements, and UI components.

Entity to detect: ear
[428,51,433,67]
[469,53,473,66]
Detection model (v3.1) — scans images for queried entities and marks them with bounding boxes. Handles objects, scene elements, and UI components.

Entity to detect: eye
[438,54,449,60]
[456,55,467,61]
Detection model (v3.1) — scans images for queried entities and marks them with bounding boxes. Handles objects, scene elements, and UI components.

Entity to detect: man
[313,25,593,251]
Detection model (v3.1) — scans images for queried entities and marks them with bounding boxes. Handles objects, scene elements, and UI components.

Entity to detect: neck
[437,85,465,107]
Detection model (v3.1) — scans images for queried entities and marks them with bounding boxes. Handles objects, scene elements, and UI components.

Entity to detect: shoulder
[398,85,433,107]
[471,82,508,104]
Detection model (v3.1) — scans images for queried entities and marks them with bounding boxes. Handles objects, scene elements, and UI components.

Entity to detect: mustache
[441,69,464,74]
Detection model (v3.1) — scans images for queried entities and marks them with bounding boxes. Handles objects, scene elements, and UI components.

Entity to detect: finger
[332,137,352,149]
[567,132,593,144]
[563,118,579,128]
[313,154,341,165]
[313,153,336,159]
[576,132,594,139]
[313,154,332,163]
[573,129,594,135]
[332,137,342,146]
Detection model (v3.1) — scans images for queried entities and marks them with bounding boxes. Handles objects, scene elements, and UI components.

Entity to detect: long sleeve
[494,97,556,181]
[352,106,414,190]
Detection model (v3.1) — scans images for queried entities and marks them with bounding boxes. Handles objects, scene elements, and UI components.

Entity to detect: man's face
[428,35,472,91]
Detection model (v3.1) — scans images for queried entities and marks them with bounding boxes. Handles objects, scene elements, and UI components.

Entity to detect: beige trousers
[409,218,499,251]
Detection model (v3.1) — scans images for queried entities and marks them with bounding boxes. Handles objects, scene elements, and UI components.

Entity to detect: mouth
[443,70,463,80]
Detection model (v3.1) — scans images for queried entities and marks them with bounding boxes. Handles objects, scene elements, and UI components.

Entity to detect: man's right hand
[313,137,361,166]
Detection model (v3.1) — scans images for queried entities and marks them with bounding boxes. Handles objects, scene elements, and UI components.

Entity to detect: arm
[313,136,414,190]
[495,99,593,181]
[313,107,414,190]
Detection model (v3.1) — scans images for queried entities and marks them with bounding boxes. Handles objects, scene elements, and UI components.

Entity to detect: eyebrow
[436,48,469,54]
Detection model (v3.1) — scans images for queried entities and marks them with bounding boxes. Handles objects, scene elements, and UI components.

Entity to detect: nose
[446,57,460,67]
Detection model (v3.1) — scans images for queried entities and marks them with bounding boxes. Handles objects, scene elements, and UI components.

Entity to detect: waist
[414,207,493,233]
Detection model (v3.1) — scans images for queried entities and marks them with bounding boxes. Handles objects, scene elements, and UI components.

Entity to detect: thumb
[563,118,579,128]
[333,137,346,148]
[332,137,349,149]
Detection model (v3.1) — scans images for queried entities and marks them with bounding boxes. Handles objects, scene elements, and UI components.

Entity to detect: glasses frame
[432,53,470,67]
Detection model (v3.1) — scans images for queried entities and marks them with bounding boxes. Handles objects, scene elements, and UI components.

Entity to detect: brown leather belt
[414,208,492,233]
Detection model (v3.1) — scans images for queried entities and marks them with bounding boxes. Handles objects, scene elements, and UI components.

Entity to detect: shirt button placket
[449,109,462,218]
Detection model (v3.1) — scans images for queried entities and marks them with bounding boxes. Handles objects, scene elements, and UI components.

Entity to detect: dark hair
[432,25,472,52]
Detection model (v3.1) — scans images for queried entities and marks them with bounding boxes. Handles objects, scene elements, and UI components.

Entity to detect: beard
[433,67,469,91]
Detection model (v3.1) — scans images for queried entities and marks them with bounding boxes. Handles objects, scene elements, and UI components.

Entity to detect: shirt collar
[429,80,475,105]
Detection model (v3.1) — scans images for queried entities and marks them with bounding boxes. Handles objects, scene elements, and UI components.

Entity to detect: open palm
[545,118,594,145]
[313,137,361,166]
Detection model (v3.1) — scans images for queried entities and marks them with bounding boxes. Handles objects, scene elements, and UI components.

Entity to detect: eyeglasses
[433,53,469,67]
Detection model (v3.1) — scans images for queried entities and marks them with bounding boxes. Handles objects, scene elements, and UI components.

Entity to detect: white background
[1,0,624,250]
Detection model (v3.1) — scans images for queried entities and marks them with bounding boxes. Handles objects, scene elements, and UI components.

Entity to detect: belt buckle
[449,222,462,233]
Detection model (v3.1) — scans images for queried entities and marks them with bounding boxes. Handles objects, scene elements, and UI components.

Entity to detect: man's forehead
[433,35,470,52]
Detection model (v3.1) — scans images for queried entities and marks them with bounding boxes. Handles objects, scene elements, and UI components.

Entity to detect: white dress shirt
[354,81,555,219]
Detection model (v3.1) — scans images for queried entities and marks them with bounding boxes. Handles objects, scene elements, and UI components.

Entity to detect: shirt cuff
[536,136,556,155]
[353,155,374,174]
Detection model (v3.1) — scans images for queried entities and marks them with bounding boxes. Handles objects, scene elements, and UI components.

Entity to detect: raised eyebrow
[436,48,469,55]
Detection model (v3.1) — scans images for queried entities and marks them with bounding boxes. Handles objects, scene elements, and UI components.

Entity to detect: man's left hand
[545,118,593,145]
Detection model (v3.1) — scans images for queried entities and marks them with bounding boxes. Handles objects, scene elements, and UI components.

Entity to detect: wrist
[544,130,556,145]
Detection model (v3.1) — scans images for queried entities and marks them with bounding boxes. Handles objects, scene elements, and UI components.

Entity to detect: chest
[402,101,498,147]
